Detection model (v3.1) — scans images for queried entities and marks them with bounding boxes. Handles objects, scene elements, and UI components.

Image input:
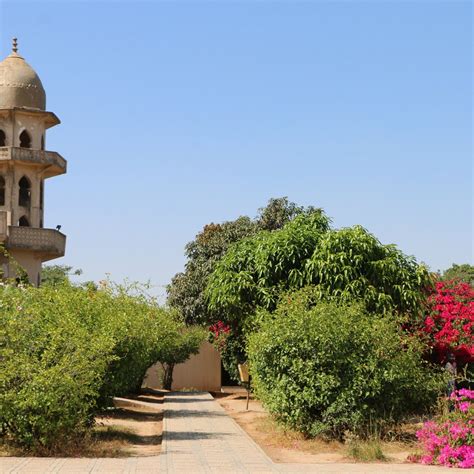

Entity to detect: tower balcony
[6,225,66,261]
[0,146,66,177]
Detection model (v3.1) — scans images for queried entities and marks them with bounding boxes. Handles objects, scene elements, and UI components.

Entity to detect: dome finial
[12,37,18,54]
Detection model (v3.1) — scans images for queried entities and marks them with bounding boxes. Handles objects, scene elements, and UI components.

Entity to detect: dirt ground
[213,392,415,464]
[93,390,163,457]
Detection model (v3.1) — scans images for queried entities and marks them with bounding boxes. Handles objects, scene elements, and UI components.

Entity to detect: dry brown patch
[92,391,163,457]
[213,392,416,464]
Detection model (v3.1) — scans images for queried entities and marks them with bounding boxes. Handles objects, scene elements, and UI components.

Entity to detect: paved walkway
[0,392,456,474]
[160,392,276,473]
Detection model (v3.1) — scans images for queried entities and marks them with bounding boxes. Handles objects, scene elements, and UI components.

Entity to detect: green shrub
[0,284,114,450]
[93,283,179,401]
[0,281,192,451]
[247,297,445,439]
[157,323,207,390]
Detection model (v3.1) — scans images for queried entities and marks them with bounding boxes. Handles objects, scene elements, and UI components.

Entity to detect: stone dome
[0,41,46,110]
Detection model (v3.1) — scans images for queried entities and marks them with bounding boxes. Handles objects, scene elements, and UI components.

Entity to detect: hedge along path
[1,392,457,473]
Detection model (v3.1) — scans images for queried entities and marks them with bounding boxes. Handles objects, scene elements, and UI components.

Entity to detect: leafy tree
[442,263,474,286]
[167,217,257,325]
[167,197,313,325]
[256,196,309,231]
[207,213,431,379]
[41,264,82,286]
[304,225,430,315]
[207,219,430,319]
[157,323,207,390]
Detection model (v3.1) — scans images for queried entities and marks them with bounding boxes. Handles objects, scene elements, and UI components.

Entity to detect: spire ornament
[12,37,18,54]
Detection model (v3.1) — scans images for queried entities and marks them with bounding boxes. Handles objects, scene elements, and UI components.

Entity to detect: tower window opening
[0,130,5,147]
[19,130,31,148]
[18,216,30,227]
[0,176,5,206]
[41,135,45,150]
[19,176,31,207]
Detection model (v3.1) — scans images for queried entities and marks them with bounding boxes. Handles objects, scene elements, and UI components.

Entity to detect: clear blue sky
[1,1,472,296]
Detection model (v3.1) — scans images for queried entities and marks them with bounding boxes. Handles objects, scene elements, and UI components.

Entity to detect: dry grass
[87,425,149,457]
[346,439,387,462]
[254,416,418,463]
[0,441,22,457]
[214,393,419,464]
[0,426,133,458]
[255,416,343,455]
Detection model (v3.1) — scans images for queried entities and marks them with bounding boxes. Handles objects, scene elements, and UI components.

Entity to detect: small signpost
[238,363,251,410]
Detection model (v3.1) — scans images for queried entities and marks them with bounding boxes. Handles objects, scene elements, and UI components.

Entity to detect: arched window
[19,130,31,148]
[0,130,5,147]
[41,135,45,150]
[0,176,5,206]
[18,216,30,227]
[19,176,31,207]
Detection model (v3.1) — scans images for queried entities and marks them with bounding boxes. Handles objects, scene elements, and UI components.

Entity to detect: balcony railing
[7,226,66,260]
[0,147,67,177]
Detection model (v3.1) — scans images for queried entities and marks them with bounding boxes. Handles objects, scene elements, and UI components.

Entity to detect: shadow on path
[101,408,163,422]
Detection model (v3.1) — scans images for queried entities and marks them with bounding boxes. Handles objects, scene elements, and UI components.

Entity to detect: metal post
[246,375,251,410]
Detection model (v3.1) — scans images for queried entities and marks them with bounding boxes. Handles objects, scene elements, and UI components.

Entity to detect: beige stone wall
[143,341,222,392]
[0,210,10,237]
[0,212,42,285]
[0,110,49,229]
[12,113,46,150]
[0,111,46,149]
[8,248,41,285]
[0,163,43,228]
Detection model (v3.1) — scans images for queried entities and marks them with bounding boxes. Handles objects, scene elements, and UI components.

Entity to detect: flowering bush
[209,320,231,351]
[209,321,245,382]
[414,389,474,469]
[423,281,474,364]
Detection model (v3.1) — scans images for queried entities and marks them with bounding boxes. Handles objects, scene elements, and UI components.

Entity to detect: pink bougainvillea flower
[415,390,473,469]
[457,388,474,400]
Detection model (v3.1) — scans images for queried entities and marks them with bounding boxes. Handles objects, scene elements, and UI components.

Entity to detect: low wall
[143,341,222,392]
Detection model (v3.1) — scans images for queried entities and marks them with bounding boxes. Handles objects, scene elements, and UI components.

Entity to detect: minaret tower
[0,38,66,285]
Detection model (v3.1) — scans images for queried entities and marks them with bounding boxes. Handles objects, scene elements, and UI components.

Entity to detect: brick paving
[0,391,456,473]
[160,392,276,474]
